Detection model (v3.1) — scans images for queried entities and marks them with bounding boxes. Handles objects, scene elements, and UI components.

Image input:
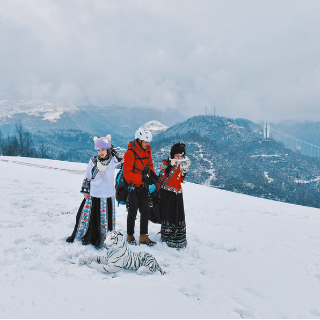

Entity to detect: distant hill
[0,100,184,139]
[140,120,168,136]
[271,120,320,147]
[154,115,263,143]
[75,104,184,138]
[151,116,320,209]
[0,100,185,160]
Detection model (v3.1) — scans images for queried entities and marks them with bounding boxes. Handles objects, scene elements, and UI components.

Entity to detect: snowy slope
[0,100,78,122]
[141,120,168,135]
[1,156,320,318]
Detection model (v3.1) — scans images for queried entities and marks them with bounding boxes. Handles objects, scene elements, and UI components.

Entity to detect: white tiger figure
[79,231,165,275]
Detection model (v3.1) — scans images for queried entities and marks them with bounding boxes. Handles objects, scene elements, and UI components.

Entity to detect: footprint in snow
[244,287,264,299]
[310,309,320,317]
[14,238,26,244]
[234,309,255,319]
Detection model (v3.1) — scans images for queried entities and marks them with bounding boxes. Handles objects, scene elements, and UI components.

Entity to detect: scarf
[91,155,113,179]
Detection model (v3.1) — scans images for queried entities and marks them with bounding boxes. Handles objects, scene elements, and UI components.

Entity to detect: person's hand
[160,164,167,171]
[84,193,90,199]
[110,146,123,161]
[142,176,158,185]
[110,147,117,156]
[142,167,149,176]
[170,159,178,166]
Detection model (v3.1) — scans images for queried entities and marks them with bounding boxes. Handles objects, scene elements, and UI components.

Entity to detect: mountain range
[1,100,320,209]
[0,100,184,140]
[151,115,320,209]
[0,100,185,161]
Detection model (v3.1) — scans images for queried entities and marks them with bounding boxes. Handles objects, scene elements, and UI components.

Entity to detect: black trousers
[127,186,149,236]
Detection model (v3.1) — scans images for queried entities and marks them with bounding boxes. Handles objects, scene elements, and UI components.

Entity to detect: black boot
[66,236,74,243]
[82,237,92,246]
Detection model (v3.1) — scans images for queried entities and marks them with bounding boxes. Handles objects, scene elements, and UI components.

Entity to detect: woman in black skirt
[160,143,191,249]
[66,135,122,247]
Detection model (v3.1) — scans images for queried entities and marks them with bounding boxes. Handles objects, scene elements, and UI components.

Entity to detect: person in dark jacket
[123,128,158,246]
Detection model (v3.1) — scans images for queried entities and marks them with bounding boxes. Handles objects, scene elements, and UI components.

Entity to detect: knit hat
[170,142,186,158]
[93,134,112,150]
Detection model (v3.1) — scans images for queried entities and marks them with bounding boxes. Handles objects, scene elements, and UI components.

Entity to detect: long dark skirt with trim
[160,189,187,248]
[66,196,115,247]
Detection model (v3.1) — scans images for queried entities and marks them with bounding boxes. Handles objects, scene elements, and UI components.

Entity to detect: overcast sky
[1,0,320,122]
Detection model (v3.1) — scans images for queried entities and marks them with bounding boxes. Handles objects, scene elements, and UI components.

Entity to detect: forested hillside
[0,100,184,161]
[0,100,184,139]
[271,120,320,148]
[151,116,320,208]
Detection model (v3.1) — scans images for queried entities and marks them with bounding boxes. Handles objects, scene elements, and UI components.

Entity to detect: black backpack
[148,186,161,224]
[115,163,129,205]
[115,148,146,206]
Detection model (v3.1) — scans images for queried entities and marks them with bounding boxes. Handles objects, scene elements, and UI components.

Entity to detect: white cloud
[0,0,320,122]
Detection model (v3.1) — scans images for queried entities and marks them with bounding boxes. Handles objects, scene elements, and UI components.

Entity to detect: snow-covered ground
[0,100,78,122]
[1,156,320,318]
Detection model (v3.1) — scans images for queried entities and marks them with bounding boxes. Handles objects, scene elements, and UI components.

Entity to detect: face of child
[173,153,183,160]
[97,148,108,158]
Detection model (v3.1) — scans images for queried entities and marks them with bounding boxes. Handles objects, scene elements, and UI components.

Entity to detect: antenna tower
[263,121,270,139]
[205,107,207,116]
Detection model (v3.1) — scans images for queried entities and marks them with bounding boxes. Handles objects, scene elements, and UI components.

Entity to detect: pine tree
[14,121,35,157]
[23,131,34,157]
[5,135,19,156]
[15,121,25,156]
[39,141,50,159]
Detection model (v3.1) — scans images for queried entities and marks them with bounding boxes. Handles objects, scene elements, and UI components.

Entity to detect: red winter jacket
[123,140,156,187]
[161,159,183,194]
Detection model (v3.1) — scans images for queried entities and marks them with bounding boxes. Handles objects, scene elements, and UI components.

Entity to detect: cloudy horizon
[1,0,320,123]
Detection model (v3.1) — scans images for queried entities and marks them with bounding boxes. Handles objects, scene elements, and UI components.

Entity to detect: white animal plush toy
[79,231,165,275]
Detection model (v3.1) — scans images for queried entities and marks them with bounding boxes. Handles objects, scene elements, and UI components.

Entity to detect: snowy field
[1,156,320,318]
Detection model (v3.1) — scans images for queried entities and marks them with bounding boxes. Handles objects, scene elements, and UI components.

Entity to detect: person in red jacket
[160,143,191,249]
[123,128,158,246]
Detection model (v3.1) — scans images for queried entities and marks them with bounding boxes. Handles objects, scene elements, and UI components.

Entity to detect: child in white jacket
[66,135,122,247]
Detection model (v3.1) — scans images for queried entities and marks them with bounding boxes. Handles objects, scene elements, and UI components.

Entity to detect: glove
[142,167,149,176]
[149,184,157,193]
[142,176,158,185]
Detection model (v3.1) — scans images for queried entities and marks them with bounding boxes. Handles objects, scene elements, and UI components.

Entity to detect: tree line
[0,121,51,159]
[152,132,320,209]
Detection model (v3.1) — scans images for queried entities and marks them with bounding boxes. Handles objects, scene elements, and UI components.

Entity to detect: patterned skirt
[160,189,187,249]
[67,196,115,247]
